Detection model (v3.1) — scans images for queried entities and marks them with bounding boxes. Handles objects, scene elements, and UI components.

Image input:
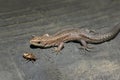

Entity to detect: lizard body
[30,23,120,52]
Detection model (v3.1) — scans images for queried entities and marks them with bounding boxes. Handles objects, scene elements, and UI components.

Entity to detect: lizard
[30,23,120,52]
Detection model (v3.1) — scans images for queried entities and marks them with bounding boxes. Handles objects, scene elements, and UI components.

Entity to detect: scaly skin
[30,23,120,52]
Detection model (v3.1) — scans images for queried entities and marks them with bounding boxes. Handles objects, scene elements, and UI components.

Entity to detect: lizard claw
[79,46,94,51]
[51,47,62,54]
[54,47,62,55]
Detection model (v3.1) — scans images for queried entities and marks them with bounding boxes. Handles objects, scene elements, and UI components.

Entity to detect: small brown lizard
[30,23,120,52]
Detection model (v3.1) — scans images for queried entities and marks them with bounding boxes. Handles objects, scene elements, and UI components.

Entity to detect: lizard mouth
[30,40,43,46]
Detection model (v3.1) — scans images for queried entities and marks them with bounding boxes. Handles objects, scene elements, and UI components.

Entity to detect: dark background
[0,0,120,80]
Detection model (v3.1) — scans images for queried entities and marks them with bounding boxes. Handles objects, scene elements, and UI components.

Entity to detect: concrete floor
[0,0,120,80]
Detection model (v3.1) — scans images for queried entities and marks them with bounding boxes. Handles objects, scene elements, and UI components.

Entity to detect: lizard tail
[90,23,120,43]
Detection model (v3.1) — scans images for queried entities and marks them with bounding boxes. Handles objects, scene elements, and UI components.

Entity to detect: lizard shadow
[30,44,52,49]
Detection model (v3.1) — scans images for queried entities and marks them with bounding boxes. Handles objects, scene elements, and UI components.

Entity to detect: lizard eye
[37,42,41,44]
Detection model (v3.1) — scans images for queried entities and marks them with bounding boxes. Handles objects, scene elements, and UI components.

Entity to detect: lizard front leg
[54,42,64,53]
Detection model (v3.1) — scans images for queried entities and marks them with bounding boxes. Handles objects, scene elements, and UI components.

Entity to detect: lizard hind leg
[79,40,94,51]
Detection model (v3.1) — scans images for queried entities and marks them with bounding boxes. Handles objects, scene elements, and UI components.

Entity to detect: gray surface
[0,0,120,80]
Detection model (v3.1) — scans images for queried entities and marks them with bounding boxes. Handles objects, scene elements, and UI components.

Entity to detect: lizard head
[30,34,52,47]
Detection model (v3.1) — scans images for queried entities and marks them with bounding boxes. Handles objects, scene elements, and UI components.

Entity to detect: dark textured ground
[0,0,120,80]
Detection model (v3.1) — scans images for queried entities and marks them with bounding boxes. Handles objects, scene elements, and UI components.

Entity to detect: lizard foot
[80,39,94,51]
[79,45,94,51]
[51,47,62,55]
